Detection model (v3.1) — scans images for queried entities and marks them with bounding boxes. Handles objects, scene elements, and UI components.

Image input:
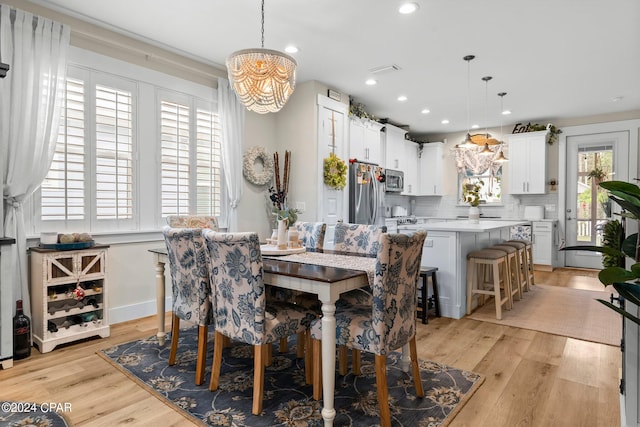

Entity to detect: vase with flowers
[462,180,484,223]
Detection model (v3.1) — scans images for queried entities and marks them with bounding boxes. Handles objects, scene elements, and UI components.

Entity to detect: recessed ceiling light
[421,109,430,114]
[398,2,419,14]
[397,95,408,101]
[441,119,449,124]
[612,96,624,102]
[471,124,479,129]
[365,79,377,86]
[284,45,298,54]
[502,110,512,115]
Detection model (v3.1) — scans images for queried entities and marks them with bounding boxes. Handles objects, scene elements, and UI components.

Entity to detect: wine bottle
[13,300,31,360]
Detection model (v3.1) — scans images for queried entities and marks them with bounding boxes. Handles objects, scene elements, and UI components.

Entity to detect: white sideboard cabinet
[29,245,110,353]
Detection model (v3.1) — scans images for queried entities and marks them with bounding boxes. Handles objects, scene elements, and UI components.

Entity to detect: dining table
[149,245,377,426]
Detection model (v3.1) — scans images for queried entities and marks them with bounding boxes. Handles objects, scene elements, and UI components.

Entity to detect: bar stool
[491,244,523,303]
[508,239,535,290]
[495,241,529,292]
[466,249,513,320]
[418,267,440,324]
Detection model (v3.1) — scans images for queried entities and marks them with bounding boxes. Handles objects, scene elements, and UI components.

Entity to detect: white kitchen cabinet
[383,123,407,170]
[508,130,549,194]
[418,142,444,196]
[532,220,557,270]
[349,117,383,164]
[29,245,110,353]
[402,139,418,195]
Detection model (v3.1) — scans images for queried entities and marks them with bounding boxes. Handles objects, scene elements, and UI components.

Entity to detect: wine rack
[29,245,110,353]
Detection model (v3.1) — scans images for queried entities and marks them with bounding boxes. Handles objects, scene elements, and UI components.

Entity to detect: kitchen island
[416,220,529,319]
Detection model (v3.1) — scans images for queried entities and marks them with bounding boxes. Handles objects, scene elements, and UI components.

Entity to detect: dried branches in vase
[268,150,299,227]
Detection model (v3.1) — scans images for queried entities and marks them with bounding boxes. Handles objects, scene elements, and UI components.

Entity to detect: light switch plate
[295,201,306,213]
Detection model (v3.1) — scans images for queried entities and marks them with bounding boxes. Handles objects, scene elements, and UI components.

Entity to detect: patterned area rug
[0,401,72,427]
[99,327,483,426]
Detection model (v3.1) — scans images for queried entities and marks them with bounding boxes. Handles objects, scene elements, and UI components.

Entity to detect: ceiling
[33,0,640,138]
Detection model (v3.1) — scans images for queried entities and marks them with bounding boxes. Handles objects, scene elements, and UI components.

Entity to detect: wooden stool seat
[418,267,440,324]
[466,249,512,320]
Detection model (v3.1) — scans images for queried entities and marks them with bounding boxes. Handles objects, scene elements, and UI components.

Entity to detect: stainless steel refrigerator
[348,160,385,225]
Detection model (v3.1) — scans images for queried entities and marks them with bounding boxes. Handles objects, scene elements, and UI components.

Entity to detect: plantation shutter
[195,107,222,217]
[95,84,133,220]
[41,77,86,221]
[161,100,191,217]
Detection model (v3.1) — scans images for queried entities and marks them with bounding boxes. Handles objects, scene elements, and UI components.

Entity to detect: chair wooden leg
[374,354,391,427]
[296,332,305,358]
[209,331,225,391]
[265,342,273,366]
[304,331,313,385]
[168,313,180,366]
[195,325,208,385]
[312,338,322,400]
[279,337,288,353]
[352,349,361,376]
[253,344,266,415]
[338,345,348,375]
[409,337,424,397]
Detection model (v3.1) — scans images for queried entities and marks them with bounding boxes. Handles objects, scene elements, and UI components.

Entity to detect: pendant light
[460,55,476,148]
[226,0,297,114]
[478,76,494,156]
[494,92,509,163]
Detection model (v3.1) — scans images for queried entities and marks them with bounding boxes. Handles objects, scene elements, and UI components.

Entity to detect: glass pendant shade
[226,48,297,114]
[494,149,508,162]
[479,142,494,156]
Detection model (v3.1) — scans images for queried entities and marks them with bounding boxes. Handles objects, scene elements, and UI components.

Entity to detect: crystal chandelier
[226,0,297,114]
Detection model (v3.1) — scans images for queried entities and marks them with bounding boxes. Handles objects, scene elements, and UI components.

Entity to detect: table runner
[274,252,377,286]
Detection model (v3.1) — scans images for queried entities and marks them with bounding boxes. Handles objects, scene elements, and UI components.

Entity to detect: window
[458,169,502,205]
[39,67,136,232]
[32,55,223,237]
[159,95,222,220]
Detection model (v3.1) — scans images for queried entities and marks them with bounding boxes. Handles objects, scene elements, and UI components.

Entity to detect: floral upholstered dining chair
[166,215,219,230]
[290,221,326,250]
[162,226,214,386]
[202,230,317,416]
[333,222,387,256]
[310,231,427,427]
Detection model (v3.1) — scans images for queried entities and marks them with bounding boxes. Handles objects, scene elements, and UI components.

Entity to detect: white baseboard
[108,296,172,324]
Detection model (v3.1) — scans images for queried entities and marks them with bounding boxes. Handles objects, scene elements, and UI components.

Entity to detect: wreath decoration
[243,146,274,186]
[323,153,347,190]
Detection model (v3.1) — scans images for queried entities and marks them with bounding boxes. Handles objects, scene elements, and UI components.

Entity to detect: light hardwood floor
[0,268,621,426]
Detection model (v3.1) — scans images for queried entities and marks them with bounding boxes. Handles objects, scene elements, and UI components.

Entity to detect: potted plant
[462,180,483,223]
[587,167,607,185]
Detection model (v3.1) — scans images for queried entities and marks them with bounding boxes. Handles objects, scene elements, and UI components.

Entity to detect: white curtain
[218,78,245,231]
[0,5,70,317]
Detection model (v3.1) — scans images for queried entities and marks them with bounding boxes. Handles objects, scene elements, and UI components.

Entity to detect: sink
[456,215,501,219]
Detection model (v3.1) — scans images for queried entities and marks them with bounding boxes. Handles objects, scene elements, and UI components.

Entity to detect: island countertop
[421,220,529,232]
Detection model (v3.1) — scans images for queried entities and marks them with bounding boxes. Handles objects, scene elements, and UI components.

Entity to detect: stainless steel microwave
[384,169,404,192]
